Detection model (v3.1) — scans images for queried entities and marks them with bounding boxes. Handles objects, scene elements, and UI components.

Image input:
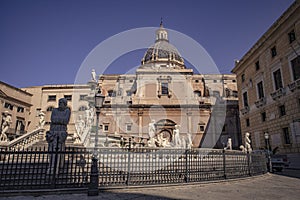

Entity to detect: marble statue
[91,69,97,81]
[239,145,246,152]
[148,120,156,147]
[245,132,252,153]
[155,132,170,147]
[74,115,85,144]
[75,115,85,136]
[84,105,94,130]
[225,138,232,150]
[38,111,45,128]
[186,132,193,149]
[148,120,156,138]
[0,111,12,142]
[173,125,181,147]
[46,98,70,174]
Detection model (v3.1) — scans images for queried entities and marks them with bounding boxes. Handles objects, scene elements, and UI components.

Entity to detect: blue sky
[0,0,295,88]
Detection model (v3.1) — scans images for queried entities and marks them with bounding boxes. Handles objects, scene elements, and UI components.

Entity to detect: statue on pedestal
[173,125,181,147]
[46,98,70,174]
[38,111,45,128]
[91,69,97,81]
[224,138,232,150]
[0,111,12,142]
[186,132,193,149]
[147,120,156,147]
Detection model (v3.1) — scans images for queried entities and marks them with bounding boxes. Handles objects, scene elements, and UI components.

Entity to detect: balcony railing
[241,106,249,115]
[255,97,266,108]
[270,87,286,100]
[288,78,300,92]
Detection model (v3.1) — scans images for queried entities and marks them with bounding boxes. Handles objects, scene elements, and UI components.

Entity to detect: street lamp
[88,88,105,196]
[264,132,272,173]
[94,89,105,150]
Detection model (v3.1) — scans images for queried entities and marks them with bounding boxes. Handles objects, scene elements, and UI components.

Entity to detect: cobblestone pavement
[1,173,300,200]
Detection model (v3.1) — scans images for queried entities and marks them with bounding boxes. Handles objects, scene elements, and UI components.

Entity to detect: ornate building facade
[232,1,300,154]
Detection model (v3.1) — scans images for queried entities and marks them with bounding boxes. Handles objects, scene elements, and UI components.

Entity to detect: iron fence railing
[0,146,267,192]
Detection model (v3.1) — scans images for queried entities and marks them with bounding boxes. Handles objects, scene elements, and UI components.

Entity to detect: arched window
[78,106,88,111]
[107,90,116,97]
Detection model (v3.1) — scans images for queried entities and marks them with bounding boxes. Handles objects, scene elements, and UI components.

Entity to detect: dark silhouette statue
[46,98,70,174]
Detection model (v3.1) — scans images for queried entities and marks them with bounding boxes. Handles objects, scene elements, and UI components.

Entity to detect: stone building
[0,81,32,140]
[23,84,90,136]
[232,1,300,153]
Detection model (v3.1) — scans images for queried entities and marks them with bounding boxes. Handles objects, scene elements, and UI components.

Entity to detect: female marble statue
[0,111,12,142]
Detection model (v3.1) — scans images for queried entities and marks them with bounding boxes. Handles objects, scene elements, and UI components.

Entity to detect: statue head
[3,110,9,116]
[58,98,68,110]
[39,111,45,116]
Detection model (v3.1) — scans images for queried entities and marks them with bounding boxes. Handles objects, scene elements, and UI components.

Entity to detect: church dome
[141,22,185,68]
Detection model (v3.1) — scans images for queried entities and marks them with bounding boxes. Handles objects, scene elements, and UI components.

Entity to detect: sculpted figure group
[147,121,193,148]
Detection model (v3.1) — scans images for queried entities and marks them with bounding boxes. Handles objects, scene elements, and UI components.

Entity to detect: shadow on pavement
[0,190,180,200]
[272,168,300,179]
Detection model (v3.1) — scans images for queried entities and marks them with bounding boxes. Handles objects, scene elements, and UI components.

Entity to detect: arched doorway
[155,119,176,142]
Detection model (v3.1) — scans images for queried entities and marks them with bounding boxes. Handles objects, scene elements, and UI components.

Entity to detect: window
[78,106,88,111]
[273,69,283,90]
[241,74,245,82]
[261,112,266,122]
[17,107,24,113]
[222,124,227,132]
[79,95,87,101]
[232,90,238,97]
[126,124,132,132]
[108,90,116,97]
[126,91,132,96]
[64,95,72,101]
[195,80,199,83]
[279,105,286,117]
[47,106,54,112]
[232,79,236,83]
[283,127,291,144]
[246,118,250,127]
[4,102,13,110]
[199,125,205,132]
[194,90,201,97]
[243,92,248,107]
[161,82,169,95]
[288,30,296,43]
[255,61,260,71]
[48,95,56,102]
[271,46,277,57]
[36,108,41,116]
[257,81,264,99]
[104,124,109,132]
[291,56,300,81]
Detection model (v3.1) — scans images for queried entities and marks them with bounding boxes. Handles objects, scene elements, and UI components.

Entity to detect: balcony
[255,97,266,108]
[288,78,300,92]
[270,87,286,100]
[241,106,249,115]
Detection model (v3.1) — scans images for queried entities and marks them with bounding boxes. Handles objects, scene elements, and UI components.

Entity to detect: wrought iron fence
[0,145,267,192]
